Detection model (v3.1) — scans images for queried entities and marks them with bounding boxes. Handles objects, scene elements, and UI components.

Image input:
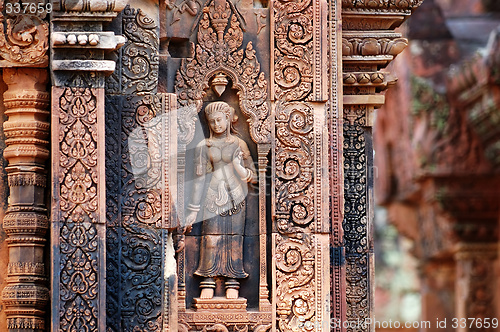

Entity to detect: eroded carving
[0,13,48,65]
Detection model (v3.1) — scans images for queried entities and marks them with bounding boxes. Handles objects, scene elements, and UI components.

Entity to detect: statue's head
[204,101,238,137]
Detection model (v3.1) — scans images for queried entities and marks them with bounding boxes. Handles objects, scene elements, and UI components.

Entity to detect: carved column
[0,5,50,331]
[1,69,50,331]
[50,1,125,331]
[341,1,423,330]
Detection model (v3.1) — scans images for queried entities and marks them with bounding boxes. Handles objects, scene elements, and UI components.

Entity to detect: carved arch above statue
[175,0,271,145]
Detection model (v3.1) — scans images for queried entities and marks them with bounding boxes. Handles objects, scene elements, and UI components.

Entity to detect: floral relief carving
[274,101,324,331]
[345,254,369,331]
[272,0,330,329]
[56,87,101,332]
[343,106,368,253]
[275,234,316,332]
[175,0,270,144]
[106,94,176,331]
[342,34,408,57]
[59,88,99,222]
[0,11,48,65]
[60,221,99,332]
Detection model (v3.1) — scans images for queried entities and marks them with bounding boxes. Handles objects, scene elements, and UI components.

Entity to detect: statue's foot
[200,288,214,299]
[226,288,238,299]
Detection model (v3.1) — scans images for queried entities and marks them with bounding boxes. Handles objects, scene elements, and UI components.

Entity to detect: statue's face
[207,111,228,134]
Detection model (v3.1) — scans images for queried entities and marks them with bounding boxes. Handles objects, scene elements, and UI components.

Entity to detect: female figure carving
[185,101,257,299]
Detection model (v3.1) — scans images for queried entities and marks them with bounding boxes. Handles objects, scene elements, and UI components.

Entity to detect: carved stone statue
[186,101,257,300]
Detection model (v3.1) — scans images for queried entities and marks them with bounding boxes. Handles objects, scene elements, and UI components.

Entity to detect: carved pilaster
[0,2,50,330]
[1,68,50,332]
[341,1,423,331]
[271,0,331,330]
[50,2,125,331]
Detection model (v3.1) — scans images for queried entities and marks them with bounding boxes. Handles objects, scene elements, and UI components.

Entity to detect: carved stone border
[271,0,331,331]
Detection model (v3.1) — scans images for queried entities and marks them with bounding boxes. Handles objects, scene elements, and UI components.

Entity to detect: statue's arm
[186,142,208,225]
[237,139,258,184]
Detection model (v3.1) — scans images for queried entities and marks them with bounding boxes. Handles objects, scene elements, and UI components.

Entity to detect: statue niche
[174,0,271,325]
[186,101,257,301]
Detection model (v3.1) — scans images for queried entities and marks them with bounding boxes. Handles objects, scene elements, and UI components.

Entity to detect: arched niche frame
[173,0,272,315]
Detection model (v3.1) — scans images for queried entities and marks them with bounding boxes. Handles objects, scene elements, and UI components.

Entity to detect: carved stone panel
[105,93,177,331]
[51,87,106,332]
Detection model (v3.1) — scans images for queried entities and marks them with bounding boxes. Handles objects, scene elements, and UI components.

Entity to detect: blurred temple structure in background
[375,0,500,330]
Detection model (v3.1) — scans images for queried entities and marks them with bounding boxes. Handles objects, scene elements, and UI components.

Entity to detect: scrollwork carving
[0,13,48,65]
[343,106,368,254]
[106,93,176,331]
[121,6,159,94]
[273,0,313,101]
[175,0,270,144]
[275,234,315,332]
[345,254,369,331]
[275,101,315,234]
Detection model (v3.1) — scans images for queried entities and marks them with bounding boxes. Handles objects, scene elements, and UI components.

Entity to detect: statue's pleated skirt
[194,204,248,279]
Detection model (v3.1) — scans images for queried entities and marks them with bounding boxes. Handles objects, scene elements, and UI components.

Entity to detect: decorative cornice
[342,0,423,13]
[52,0,127,13]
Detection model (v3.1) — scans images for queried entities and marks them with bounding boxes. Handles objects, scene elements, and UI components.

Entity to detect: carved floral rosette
[175,0,270,145]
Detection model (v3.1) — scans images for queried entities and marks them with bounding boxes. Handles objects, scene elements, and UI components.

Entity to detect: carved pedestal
[193,298,247,311]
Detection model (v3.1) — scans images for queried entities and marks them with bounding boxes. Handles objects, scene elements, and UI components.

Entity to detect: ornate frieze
[1,68,50,332]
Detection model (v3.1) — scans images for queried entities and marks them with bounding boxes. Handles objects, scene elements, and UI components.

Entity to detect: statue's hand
[185,211,198,231]
[232,147,244,168]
